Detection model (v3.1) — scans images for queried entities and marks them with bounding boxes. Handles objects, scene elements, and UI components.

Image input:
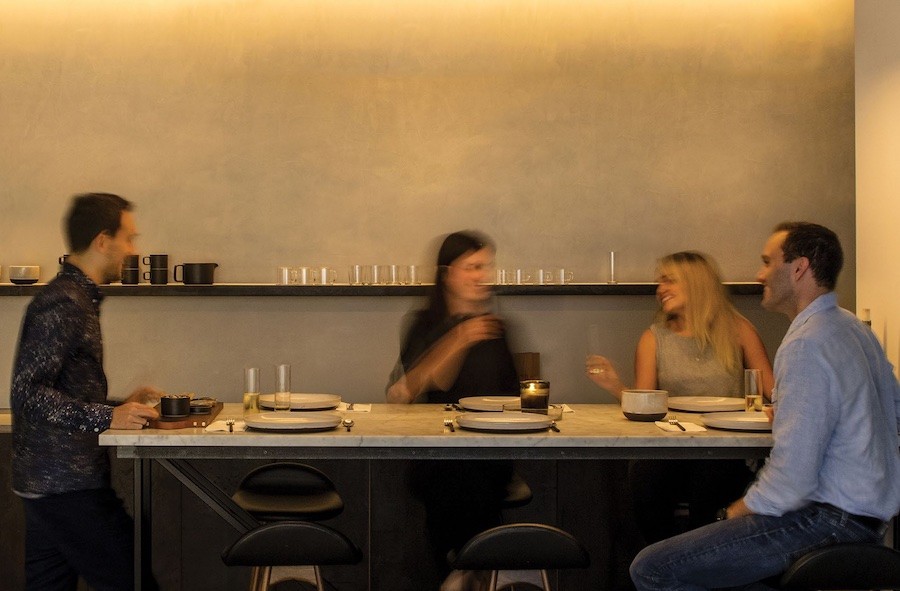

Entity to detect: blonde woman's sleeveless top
[651,323,742,396]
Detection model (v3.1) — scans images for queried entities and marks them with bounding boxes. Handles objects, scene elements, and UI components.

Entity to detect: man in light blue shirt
[631,222,900,590]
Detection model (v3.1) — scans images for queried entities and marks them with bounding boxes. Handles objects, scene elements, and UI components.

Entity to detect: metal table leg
[133,458,152,591]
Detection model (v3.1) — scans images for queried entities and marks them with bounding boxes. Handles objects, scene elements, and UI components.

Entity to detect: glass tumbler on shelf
[275,364,291,411]
[243,367,260,416]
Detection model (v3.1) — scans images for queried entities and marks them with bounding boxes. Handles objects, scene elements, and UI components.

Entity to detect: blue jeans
[630,502,885,591]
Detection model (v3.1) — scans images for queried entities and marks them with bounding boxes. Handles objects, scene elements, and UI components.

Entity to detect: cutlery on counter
[443,419,455,432]
[668,416,686,431]
[550,421,560,433]
[342,418,354,432]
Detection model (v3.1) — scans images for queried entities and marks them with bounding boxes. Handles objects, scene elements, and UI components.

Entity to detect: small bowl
[9,265,40,285]
[621,389,668,422]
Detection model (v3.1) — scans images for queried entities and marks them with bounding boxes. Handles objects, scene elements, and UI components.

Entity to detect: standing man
[630,222,900,590]
[11,193,161,590]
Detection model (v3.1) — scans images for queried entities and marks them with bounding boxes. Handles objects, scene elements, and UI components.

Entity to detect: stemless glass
[744,369,763,412]
[275,364,291,411]
[243,367,260,416]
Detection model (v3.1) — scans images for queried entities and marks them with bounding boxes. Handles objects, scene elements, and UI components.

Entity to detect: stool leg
[314,565,324,591]
[488,570,499,591]
[252,566,271,591]
[540,569,552,591]
[248,566,262,591]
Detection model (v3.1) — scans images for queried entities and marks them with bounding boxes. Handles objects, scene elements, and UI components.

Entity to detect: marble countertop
[100,404,772,460]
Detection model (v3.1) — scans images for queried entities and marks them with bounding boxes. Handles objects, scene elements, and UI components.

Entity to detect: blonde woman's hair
[655,251,743,374]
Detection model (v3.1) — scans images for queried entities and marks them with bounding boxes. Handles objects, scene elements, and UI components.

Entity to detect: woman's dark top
[399,311,520,404]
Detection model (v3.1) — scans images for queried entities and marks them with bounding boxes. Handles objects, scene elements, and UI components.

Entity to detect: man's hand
[125,385,164,407]
[111,402,159,430]
[726,498,754,520]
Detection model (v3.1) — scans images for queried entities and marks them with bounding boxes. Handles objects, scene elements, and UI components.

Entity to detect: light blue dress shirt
[744,292,900,521]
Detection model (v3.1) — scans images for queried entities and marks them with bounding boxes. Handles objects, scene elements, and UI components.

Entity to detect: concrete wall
[0,0,853,407]
[856,0,900,373]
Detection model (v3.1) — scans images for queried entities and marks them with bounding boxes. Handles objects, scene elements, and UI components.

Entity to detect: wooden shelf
[0,282,763,297]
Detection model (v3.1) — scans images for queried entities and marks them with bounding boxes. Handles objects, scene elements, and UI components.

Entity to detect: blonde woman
[586,251,774,545]
[586,251,773,400]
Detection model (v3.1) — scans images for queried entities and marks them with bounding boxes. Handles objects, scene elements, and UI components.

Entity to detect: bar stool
[232,462,344,521]
[449,523,590,591]
[222,521,362,591]
[779,543,900,590]
[230,462,346,589]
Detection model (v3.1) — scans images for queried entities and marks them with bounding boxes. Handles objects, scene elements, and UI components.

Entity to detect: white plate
[456,411,551,432]
[258,393,342,410]
[244,411,342,431]
[701,411,772,432]
[458,396,521,412]
[668,396,745,413]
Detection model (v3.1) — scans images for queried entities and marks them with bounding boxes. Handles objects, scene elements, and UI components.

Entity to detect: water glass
[317,266,336,285]
[744,369,763,412]
[403,264,421,285]
[276,266,292,285]
[349,264,370,285]
[275,364,291,411]
[243,367,260,416]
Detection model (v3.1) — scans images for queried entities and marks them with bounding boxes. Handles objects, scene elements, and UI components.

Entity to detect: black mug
[143,268,169,285]
[122,255,140,284]
[58,254,69,276]
[143,254,168,269]
[121,268,140,284]
[174,263,218,285]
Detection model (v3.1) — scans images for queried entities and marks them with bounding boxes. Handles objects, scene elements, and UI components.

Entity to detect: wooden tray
[149,402,223,429]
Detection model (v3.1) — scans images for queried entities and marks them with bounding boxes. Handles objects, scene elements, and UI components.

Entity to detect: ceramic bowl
[621,389,668,422]
[9,265,40,285]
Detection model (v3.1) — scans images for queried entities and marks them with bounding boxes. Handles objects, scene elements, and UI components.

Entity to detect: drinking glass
[243,367,260,416]
[403,265,421,285]
[275,364,291,411]
[349,265,370,285]
[276,266,292,285]
[744,369,763,412]
[556,268,574,284]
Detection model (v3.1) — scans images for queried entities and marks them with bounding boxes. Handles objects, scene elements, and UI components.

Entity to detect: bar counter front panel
[102,403,772,590]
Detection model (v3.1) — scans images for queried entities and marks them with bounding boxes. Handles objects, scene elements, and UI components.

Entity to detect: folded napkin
[560,404,574,413]
[655,420,706,432]
[204,419,246,433]
[338,403,372,412]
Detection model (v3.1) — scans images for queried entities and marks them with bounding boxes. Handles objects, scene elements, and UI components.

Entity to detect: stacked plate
[457,396,520,412]
[258,393,341,410]
[456,412,551,432]
[244,411,343,431]
[668,396,744,413]
[700,411,771,432]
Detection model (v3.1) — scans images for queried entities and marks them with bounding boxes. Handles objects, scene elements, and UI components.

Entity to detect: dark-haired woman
[386,230,518,590]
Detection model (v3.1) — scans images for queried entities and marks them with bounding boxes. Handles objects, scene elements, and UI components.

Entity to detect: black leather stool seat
[451,523,589,571]
[222,522,362,568]
[779,543,900,590]
[232,463,344,521]
[501,472,533,509]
